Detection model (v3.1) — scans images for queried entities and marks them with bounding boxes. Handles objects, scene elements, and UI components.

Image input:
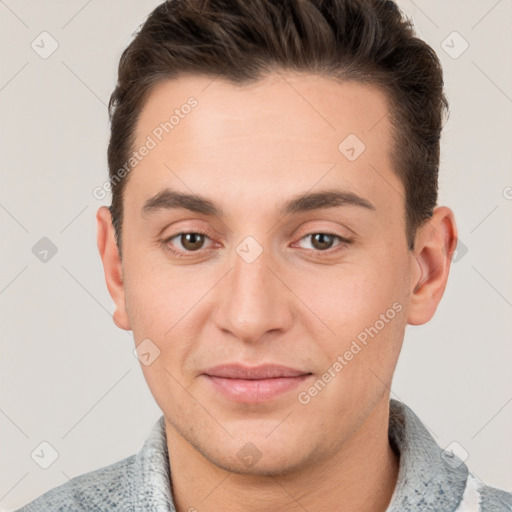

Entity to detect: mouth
[202,364,313,403]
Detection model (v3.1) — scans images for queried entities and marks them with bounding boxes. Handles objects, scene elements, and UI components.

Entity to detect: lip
[202,364,312,403]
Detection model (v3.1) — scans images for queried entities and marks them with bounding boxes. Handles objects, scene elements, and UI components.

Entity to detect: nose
[212,241,295,344]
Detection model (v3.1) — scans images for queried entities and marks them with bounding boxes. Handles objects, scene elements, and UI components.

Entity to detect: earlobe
[407,206,458,326]
[96,206,131,331]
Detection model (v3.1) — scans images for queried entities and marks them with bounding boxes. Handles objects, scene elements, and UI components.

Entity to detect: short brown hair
[107,0,449,257]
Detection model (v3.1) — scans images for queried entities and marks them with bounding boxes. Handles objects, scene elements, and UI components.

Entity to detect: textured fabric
[17,399,512,511]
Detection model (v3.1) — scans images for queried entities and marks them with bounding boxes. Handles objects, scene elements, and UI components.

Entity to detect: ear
[96,206,131,331]
[407,206,458,326]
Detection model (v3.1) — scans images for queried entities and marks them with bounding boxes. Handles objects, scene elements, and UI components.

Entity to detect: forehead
[135,72,392,157]
[127,72,403,217]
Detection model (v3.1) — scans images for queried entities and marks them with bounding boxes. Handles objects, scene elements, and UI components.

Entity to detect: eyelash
[160,230,353,260]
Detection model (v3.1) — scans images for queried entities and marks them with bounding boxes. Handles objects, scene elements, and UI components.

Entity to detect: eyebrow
[141,187,376,219]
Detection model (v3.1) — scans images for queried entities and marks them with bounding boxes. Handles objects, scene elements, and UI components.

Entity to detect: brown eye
[294,232,353,256]
[179,232,206,251]
[309,233,337,250]
[162,231,213,257]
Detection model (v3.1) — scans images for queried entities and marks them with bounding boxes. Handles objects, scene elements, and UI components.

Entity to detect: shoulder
[456,472,512,511]
[15,454,137,511]
[476,482,512,511]
[387,400,512,512]
[16,415,173,512]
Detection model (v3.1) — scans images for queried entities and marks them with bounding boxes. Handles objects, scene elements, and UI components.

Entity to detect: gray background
[1,0,511,509]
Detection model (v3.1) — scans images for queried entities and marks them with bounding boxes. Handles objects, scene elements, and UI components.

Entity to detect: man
[17,0,512,510]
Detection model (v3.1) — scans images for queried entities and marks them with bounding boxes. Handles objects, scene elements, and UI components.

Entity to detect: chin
[203,447,311,477]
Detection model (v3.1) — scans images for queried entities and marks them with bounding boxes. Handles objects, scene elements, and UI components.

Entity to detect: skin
[97,72,457,512]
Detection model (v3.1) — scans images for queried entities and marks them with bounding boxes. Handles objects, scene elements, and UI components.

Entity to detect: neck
[165,396,399,512]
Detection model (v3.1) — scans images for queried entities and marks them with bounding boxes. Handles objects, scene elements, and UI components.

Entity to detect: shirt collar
[386,398,468,511]
[134,415,175,511]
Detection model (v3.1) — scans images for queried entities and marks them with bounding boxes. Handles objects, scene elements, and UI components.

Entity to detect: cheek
[123,254,193,337]
[297,263,392,334]
[297,252,407,374]
[123,258,214,382]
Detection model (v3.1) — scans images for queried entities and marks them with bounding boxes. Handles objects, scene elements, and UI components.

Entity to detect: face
[99,72,434,475]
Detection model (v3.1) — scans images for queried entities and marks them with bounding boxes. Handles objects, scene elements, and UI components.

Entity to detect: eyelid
[291,221,354,244]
